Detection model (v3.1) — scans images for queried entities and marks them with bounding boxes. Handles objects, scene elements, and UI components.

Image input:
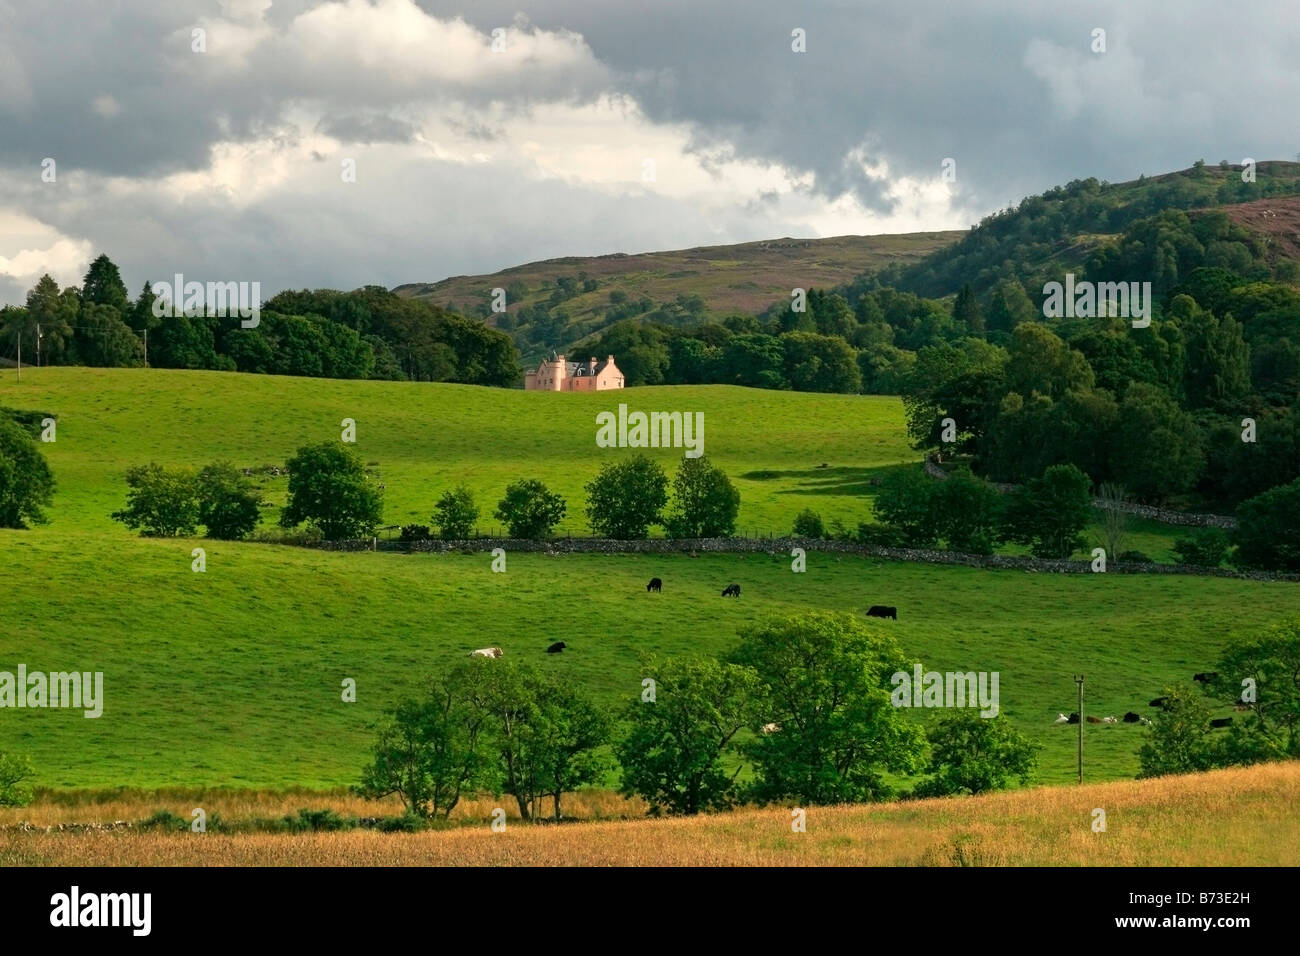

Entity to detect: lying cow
[646,578,662,592]
[1101,715,1118,724]
[470,647,504,659]
[546,641,566,654]
[1122,711,1142,723]
[721,583,741,597]
[1193,672,1219,683]
[1053,713,1070,724]
[1086,715,1102,723]
[866,605,897,620]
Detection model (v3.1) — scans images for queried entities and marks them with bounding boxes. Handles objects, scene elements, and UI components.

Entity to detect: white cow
[1102,715,1119,724]
[1053,713,1070,724]
[470,647,504,659]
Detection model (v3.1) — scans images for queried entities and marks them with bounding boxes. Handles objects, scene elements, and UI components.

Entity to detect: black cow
[1193,672,1218,683]
[1149,697,1169,709]
[1067,712,1080,724]
[646,578,662,592]
[721,583,741,597]
[1122,711,1142,723]
[546,641,566,654]
[866,605,897,620]
[1210,717,1234,728]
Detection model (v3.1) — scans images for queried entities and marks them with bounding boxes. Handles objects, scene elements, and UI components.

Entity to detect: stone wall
[311,535,1298,582]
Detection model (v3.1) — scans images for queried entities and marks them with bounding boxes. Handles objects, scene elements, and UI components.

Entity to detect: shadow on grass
[738,463,913,497]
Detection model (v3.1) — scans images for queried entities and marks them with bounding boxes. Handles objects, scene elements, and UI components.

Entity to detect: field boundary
[309,534,1300,582]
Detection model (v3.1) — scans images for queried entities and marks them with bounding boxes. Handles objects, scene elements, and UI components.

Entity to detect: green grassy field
[1,367,1291,796]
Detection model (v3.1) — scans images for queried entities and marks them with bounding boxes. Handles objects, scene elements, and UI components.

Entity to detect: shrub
[1117,550,1155,564]
[1234,478,1300,571]
[854,523,910,548]
[0,751,34,807]
[399,524,431,541]
[279,443,384,540]
[912,712,1038,797]
[1001,464,1092,558]
[433,485,479,539]
[1172,528,1229,567]
[376,811,427,833]
[111,463,199,536]
[0,415,55,528]
[584,455,668,539]
[196,462,263,539]
[663,456,741,539]
[495,479,566,539]
[791,508,825,538]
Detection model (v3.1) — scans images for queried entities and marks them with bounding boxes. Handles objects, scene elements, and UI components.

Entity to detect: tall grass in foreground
[2,763,1296,866]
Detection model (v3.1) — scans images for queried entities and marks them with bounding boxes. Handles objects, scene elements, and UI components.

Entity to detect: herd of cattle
[1053,671,1248,728]
[468,576,901,659]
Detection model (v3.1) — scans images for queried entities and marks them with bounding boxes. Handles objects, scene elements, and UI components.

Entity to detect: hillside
[394,232,962,363]
[876,160,1300,299]
[2,368,1296,792]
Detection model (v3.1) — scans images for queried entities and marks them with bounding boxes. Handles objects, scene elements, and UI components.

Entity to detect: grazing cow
[1193,672,1219,683]
[1102,716,1118,724]
[1210,717,1234,728]
[1123,711,1142,723]
[1086,715,1102,724]
[646,577,662,593]
[546,641,566,654]
[866,605,897,620]
[1149,697,1169,709]
[761,722,782,734]
[1067,712,1080,724]
[470,647,504,659]
[1053,713,1070,724]
[722,583,741,597]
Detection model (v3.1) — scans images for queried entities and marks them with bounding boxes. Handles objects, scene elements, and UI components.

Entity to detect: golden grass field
[3,762,1297,866]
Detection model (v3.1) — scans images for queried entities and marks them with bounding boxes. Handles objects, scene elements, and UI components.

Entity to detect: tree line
[0,257,519,387]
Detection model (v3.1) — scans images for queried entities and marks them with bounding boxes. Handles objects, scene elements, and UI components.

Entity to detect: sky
[1,0,1298,306]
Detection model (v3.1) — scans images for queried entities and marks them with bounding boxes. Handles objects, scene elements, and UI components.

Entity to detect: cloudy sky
[2,0,1298,305]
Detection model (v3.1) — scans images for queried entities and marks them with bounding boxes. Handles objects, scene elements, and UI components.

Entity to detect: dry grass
[3,763,1297,866]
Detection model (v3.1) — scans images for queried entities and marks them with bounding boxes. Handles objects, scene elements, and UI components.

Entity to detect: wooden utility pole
[15,330,20,381]
[35,322,41,367]
[1074,674,1085,784]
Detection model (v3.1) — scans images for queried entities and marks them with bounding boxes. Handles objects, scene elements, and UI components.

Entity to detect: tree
[663,456,740,538]
[1174,296,1251,410]
[111,463,199,537]
[732,612,927,805]
[781,332,862,393]
[1172,528,1229,567]
[1210,621,1300,760]
[81,254,130,314]
[872,467,939,547]
[584,455,668,539]
[933,467,1003,554]
[1095,482,1129,561]
[792,508,825,538]
[433,485,479,539]
[1002,463,1092,558]
[195,463,262,540]
[357,664,493,819]
[1137,685,1220,778]
[912,712,1038,797]
[952,283,985,333]
[985,279,1035,334]
[77,302,142,367]
[280,443,383,540]
[495,479,565,539]
[616,655,760,816]
[1111,383,1204,502]
[1234,478,1300,571]
[0,416,55,528]
[0,750,34,807]
[1005,323,1094,400]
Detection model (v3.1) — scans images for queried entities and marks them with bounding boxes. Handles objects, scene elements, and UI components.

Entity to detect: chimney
[590,356,597,373]
[607,354,614,364]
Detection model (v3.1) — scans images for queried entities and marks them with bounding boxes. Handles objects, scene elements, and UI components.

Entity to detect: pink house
[524,353,624,391]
